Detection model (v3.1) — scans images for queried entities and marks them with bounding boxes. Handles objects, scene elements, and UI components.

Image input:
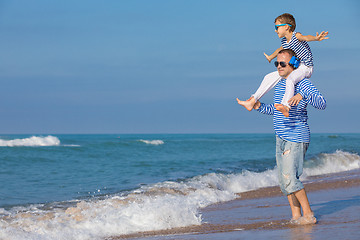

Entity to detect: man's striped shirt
[257,78,326,143]
[282,32,314,67]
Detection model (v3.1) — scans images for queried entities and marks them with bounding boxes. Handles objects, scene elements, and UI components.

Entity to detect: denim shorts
[276,136,309,195]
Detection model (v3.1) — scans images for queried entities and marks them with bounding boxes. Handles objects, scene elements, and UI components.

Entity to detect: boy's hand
[288,93,303,106]
[264,53,272,63]
[316,31,329,41]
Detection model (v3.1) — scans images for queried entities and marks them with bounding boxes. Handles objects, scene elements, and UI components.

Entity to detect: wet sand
[109,169,360,240]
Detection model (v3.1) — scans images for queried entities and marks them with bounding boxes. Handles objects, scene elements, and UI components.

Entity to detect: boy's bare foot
[236,97,255,111]
[275,104,290,117]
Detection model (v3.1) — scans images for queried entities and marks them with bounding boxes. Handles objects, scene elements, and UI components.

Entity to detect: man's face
[276,53,293,78]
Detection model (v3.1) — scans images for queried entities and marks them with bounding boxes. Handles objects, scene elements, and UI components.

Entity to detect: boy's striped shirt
[257,78,326,143]
[282,32,314,67]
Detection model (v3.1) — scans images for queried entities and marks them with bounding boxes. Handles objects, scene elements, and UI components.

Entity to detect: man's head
[275,49,296,78]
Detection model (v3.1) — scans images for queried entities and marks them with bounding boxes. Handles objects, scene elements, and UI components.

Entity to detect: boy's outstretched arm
[264,46,283,63]
[295,31,329,42]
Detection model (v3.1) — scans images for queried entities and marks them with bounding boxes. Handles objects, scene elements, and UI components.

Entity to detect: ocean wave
[138,139,164,145]
[0,136,60,147]
[0,171,278,240]
[303,150,360,177]
[1,150,359,239]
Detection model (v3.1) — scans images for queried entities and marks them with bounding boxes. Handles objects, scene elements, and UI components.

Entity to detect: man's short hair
[275,13,296,32]
[278,49,296,58]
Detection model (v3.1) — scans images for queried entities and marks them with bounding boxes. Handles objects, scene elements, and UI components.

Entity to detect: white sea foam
[63,144,81,147]
[0,150,359,240]
[139,139,164,145]
[0,136,60,147]
[0,171,276,240]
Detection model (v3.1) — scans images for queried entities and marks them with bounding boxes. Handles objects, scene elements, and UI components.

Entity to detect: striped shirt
[257,78,326,143]
[282,32,314,67]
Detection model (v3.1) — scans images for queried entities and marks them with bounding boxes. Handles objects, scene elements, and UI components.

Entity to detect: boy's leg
[237,71,280,111]
[276,65,313,117]
[252,71,281,101]
[275,80,294,117]
[282,67,307,107]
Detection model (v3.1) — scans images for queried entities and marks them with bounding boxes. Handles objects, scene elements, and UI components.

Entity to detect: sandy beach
[110,169,360,240]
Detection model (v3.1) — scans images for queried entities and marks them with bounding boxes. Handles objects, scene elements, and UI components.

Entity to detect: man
[237,49,326,224]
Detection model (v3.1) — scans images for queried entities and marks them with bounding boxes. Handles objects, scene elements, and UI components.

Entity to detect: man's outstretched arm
[298,80,326,110]
[255,101,275,115]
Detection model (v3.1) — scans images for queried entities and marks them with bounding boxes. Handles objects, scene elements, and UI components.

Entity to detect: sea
[1,133,360,240]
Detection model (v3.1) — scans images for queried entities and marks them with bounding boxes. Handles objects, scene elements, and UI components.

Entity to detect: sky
[0,0,359,134]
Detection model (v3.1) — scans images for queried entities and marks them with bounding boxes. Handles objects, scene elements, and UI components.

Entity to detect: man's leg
[294,189,317,224]
[276,137,316,224]
[287,193,302,221]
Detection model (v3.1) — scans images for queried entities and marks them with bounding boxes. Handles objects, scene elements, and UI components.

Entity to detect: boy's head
[275,13,296,32]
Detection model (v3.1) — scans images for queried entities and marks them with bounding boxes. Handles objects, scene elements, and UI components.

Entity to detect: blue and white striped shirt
[257,78,326,143]
[282,32,314,67]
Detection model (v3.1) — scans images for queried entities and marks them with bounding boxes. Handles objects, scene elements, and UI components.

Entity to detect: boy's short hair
[275,13,296,32]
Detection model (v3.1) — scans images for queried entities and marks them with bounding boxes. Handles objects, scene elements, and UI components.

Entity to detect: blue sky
[0,0,359,134]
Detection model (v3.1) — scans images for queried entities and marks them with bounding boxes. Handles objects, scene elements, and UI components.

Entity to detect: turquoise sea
[1,133,360,239]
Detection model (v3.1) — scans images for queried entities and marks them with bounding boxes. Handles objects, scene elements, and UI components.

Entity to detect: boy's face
[275,20,290,38]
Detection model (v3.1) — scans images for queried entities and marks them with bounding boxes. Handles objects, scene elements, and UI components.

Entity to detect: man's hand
[288,93,303,106]
[253,100,261,110]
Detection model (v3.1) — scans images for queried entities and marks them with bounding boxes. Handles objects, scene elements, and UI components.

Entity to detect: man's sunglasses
[275,23,292,30]
[274,61,288,68]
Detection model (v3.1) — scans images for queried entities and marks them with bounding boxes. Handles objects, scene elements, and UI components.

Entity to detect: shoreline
[109,169,360,239]
[237,169,360,200]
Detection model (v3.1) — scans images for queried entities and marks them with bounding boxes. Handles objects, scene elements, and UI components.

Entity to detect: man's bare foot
[236,97,255,111]
[275,104,290,117]
[297,213,317,225]
[289,215,301,225]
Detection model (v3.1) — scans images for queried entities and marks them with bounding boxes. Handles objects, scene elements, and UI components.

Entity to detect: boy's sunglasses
[274,61,288,68]
[275,23,292,30]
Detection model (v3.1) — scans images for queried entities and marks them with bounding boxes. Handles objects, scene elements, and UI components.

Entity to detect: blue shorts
[276,136,309,195]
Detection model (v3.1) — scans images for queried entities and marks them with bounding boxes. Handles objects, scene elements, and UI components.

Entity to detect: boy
[237,13,328,117]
